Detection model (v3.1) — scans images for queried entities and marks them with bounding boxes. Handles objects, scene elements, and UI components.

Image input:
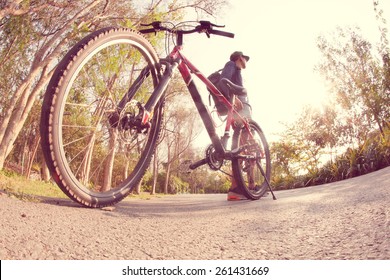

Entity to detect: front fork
[111,57,178,131]
[142,58,179,122]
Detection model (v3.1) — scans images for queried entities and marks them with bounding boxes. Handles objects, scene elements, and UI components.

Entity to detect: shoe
[227,191,248,201]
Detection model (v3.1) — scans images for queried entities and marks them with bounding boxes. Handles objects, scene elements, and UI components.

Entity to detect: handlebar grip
[209,29,235,38]
[141,21,161,27]
[199,20,225,28]
[139,28,156,34]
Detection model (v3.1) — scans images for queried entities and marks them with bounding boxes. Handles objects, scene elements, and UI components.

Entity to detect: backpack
[207,69,229,116]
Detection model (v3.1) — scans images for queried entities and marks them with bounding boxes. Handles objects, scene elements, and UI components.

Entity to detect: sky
[181,0,390,144]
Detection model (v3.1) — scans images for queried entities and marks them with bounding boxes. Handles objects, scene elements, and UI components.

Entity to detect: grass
[0,170,67,202]
[0,169,168,203]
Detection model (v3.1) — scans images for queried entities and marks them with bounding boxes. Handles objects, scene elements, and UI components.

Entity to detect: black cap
[230,51,250,62]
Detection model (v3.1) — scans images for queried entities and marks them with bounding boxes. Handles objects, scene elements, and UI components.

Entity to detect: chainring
[205,144,224,171]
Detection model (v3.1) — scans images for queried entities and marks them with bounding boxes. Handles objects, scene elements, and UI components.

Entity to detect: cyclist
[218,51,252,201]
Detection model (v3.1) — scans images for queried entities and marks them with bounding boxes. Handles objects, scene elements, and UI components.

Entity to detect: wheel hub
[108,100,151,143]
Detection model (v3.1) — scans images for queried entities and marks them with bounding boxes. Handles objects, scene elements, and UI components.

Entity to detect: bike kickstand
[257,162,277,200]
[266,178,277,200]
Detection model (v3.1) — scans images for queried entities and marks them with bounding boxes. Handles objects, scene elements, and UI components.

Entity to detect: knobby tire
[40,28,163,208]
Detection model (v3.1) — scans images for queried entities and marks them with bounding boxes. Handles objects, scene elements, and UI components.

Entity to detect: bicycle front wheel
[40,28,163,207]
[231,120,271,200]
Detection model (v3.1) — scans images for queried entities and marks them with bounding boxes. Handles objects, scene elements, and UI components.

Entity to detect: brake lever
[198,21,221,38]
[210,23,225,28]
[199,20,225,28]
[195,24,210,38]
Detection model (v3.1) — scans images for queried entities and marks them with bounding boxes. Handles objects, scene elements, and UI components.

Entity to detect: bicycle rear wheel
[40,28,163,207]
[231,120,271,200]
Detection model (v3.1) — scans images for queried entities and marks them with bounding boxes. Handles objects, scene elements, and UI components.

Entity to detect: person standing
[218,51,252,201]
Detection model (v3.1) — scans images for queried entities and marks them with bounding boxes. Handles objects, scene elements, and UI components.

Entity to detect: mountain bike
[40,21,274,208]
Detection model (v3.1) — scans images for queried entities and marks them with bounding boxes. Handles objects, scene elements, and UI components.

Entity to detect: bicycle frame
[142,45,253,160]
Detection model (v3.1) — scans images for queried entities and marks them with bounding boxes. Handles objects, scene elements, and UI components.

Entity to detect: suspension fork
[144,58,178,113]
[117,66,151,112]
[123,57,178,127]
[109,59,175,129]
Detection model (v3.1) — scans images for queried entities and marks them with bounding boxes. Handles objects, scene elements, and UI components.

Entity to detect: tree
[160,96,202,194]
[0,0,131,170]
[271,141,300,179]
[284,106,331,174]
[374,0,390,131]
[316,26,390,145]
[270,1,390,189]
[0,1,47,20]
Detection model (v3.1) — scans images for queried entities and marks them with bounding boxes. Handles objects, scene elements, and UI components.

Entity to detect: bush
[305,127,390,187]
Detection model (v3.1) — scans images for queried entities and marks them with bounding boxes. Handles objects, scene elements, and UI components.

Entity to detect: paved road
[1,167,389,260]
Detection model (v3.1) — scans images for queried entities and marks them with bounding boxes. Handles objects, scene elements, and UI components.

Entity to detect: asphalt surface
[1,167,389,260]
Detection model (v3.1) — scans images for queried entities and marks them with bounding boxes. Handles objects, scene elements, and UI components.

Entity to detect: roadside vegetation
[271,2,390,189]
[0,169,66,201]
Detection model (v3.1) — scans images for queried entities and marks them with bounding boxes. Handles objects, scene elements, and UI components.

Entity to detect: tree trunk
[41,157,50,182]
[26,135,41,179]
[164,162,171,194]
[0,65,52,169]
[102,129,118,192]
[135,179,142,194]
[0,1,104,170]
[151,147,159,195]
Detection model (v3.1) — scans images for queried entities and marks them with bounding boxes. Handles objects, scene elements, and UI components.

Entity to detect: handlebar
[139,21,235,39]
